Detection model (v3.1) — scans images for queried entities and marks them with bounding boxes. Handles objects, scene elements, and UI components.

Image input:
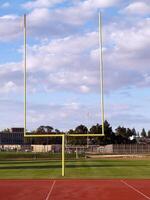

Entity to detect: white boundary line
[121,180,150,200]
[45,180,56,200]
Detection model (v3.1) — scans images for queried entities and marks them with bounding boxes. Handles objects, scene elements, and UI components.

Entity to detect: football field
[0,158,150,179]
[0,158,150,200]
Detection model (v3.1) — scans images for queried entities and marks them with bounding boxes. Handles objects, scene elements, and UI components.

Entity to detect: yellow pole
[76,147,78,159]
[62,135,65,176]
[98,12,105,135]
[24,14,27,137]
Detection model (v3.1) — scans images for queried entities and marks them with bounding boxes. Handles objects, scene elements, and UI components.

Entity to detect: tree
[89,124,102,135]
[36,126,54,134]
[141,128,147,137]
[104,120,113,133]
[148,130,150,138]
[126,128,133,138]
[68,129,74,135]
[75,125,88,134]
[36,126,45,133]
[131,128,137,136]
[136,131,140,137]
[55,129,60,134]
[67,125,88,145]
[115,126,126,137]
[3,128,10,133]
[89,121,115,145]
[67,129,75,145]
[101,121,115,145]
[89,123,102,145]
[115,126,132,144]
[45,126,53,133]
[115,127,134,139]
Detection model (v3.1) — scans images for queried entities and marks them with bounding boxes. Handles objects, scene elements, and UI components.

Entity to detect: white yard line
[45,180,56,200]
[121,180,150,200]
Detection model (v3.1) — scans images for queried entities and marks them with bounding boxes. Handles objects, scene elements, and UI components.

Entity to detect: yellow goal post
[23,12,105,176]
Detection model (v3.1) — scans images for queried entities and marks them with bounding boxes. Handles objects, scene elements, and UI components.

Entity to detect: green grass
[0,152,81,160]
[0,159,150,179]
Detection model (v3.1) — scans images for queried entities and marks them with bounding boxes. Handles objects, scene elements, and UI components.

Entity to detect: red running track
[0,179,150,200]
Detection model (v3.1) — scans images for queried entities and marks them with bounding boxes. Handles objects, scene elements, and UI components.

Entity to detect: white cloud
[0,62,23,94]
[1,97,149,131]
[26,31,97,69]
[109,18,150,52]
[0,31,98,95]
[90,17,150,90]
[82,0,119,9]
[51,0,120,25]
[0,0,120,42]
[1,0,150,131]
[0,81,17,93]
[122,2,150,15]
[21,31,100,93]
[1,2,10,8]
[80,85,90,93]
[23,0,119,10]
[23,0,120,37]
[0,1,149,95]
[28,110,45,123]
[28,8,50,26]
[0,15,22,41]
[26,101,102,130]
[0,98,87,130]
[23,0,65,9]
[0,15,18,20]
[107,17,150,62]
[1,16,150,96]
[0,99,24,129]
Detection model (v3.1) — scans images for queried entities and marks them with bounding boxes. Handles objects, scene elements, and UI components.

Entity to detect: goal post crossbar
[24,133,104,176]
[24,134,64,137]
[66,134,104,137]
[24,134,104,137]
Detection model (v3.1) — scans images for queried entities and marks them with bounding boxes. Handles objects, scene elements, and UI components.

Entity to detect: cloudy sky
[0,0,150,132]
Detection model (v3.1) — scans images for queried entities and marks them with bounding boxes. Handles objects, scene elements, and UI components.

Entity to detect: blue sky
[0,0,150,132]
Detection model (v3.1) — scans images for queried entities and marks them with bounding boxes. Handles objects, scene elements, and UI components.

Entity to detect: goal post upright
[99,11,105,135]
[24,14,27,138]
[62,135,65,176]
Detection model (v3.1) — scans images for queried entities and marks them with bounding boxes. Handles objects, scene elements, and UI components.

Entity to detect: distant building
[11,128,24,133]
[0,127,63,145]
[0,128,24,145]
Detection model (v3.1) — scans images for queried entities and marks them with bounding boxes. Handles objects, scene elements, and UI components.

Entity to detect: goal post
[98,11,105,136]
[23,12,105,177]
[66,134,104,137]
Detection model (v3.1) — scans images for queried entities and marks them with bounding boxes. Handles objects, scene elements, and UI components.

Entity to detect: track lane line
[45,180,56,200]
[121,180,150,200]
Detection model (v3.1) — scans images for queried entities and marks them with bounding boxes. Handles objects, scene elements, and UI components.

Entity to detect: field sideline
[0,159,150,179]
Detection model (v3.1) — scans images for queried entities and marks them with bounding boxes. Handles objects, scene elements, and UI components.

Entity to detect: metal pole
[76,147,78,159]
[62,135,65,176]
[24,14,27,137]
[98,12,105,135]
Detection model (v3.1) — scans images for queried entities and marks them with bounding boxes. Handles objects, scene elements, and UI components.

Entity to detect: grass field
[0,152,83,160]
[0,158,150,179]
